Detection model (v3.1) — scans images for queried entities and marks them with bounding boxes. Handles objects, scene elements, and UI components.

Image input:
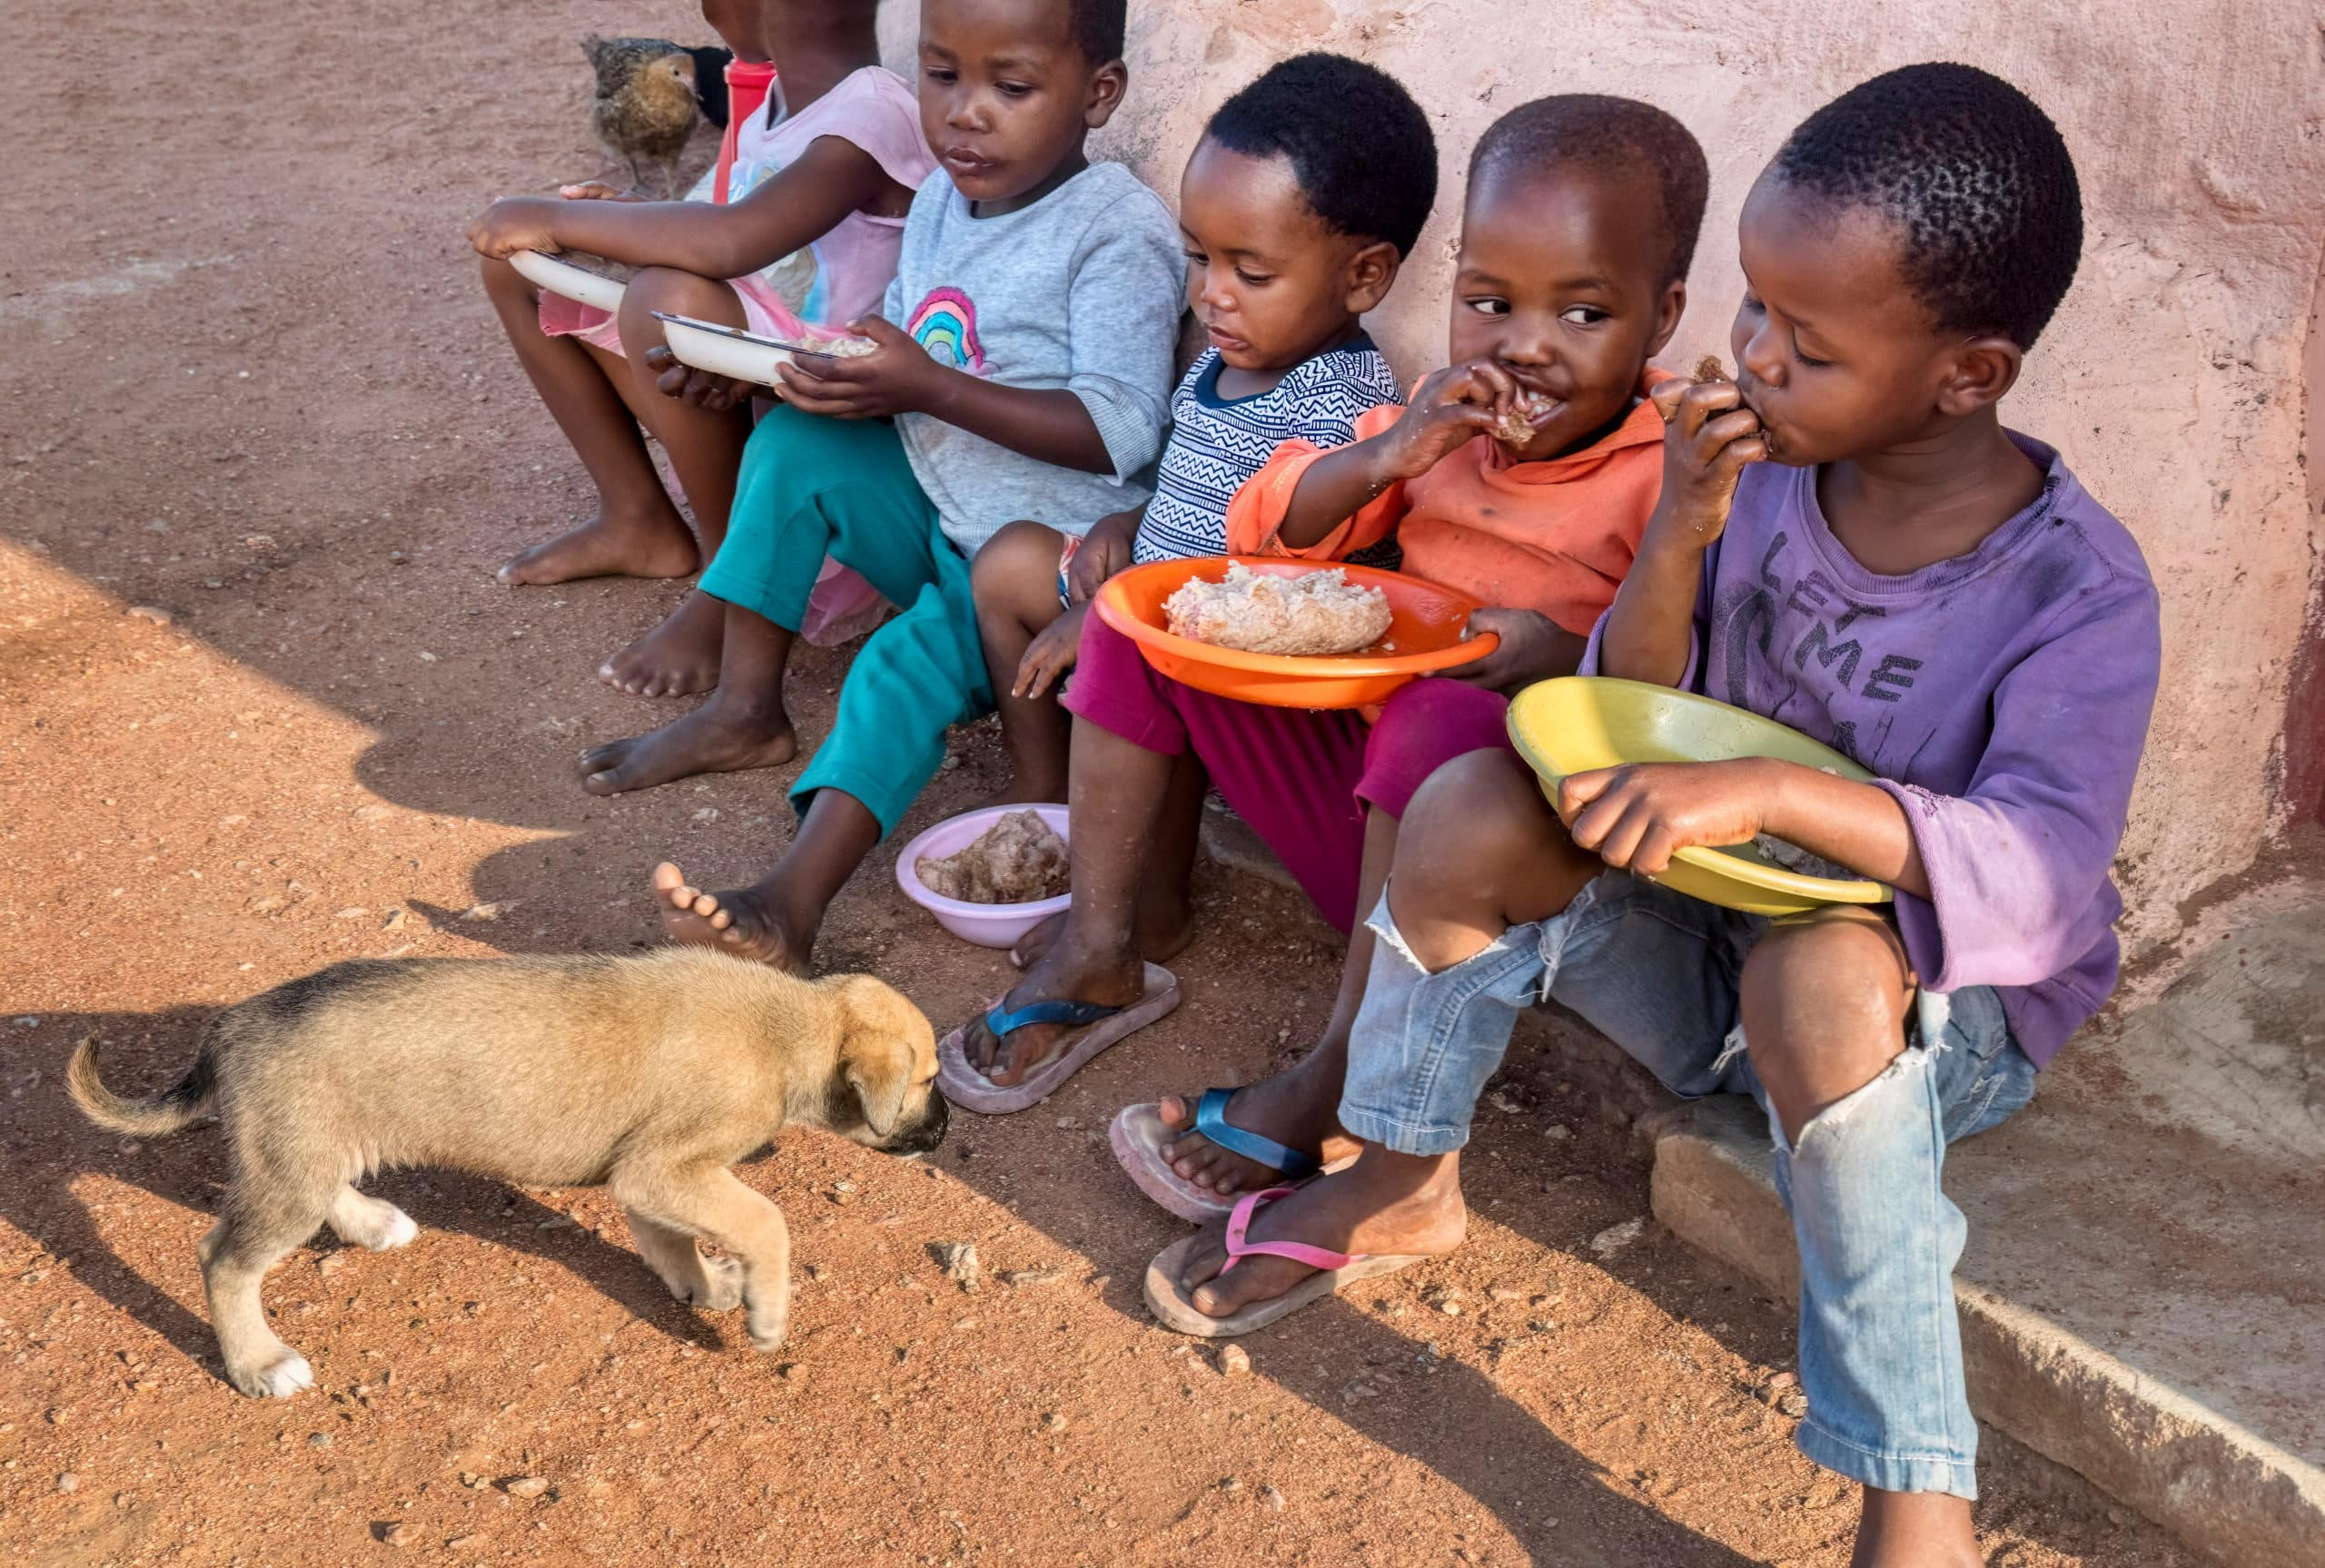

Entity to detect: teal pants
[700,404,993,837]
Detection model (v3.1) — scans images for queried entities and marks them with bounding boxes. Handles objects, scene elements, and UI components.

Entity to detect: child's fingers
[1672,379,1744,439]
[1555,766,1619,820]
[1690,407,1765,463]
[1648,377,1691,424]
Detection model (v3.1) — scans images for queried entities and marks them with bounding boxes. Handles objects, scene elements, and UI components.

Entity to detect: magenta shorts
[1064,615,1517,932]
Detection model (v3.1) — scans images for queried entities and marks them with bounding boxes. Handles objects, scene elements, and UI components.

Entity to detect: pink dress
[539,66,935,355]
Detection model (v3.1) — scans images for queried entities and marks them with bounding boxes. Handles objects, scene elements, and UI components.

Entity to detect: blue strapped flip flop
[935,963,1180,1114]
[1108,1087,1334,1224]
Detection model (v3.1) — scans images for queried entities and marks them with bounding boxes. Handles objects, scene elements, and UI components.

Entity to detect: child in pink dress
[469,0,935,698]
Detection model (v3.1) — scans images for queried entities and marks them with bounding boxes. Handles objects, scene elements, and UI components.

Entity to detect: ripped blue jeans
[1341,872,2037,1499]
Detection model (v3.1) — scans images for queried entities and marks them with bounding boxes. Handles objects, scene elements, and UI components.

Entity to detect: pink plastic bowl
[894,804,1071,950]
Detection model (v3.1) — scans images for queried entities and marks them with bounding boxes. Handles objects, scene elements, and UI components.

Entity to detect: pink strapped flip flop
[1143,1187,1430,1337]
[935,963,1180,1115]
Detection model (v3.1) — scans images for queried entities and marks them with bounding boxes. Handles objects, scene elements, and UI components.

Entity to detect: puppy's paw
[229,1348,314,1399]
[747,1307,789,1353]
[363,1207,420,1251]
[679,1254,744,1312]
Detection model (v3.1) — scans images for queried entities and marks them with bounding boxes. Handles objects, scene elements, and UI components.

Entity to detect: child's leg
[1169,749,1601,1317]
[596,270,760,700]
[654,525,989,972]
[480,255,697,585]
[956,616,1360,1085]
[1158,678,1519,1196]
[969,518,1073,804]
[1739,912,1990,1564]
[579,405,939,795]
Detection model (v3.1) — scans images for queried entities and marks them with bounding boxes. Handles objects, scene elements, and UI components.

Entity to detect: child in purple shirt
[1131,64,2160,1566]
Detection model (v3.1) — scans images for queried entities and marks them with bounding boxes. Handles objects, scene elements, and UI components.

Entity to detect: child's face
[918,0,1126,208]
[1451,165,1685,462]
[1177,140,1397,374]
[1729,175,1975,467]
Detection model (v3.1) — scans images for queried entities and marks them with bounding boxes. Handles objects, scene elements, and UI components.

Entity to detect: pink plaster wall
[885,3,2325,949]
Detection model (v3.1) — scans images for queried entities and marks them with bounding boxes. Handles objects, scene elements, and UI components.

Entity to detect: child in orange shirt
[939,97,1708,1143]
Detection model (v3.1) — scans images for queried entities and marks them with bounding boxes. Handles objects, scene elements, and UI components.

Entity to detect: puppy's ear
[829,974,921,1137]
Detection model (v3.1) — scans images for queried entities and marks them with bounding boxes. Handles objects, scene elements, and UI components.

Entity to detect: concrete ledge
[1650,1098,2325,1568]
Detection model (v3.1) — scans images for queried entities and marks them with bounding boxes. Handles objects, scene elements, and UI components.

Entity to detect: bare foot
[499,507,699,587]
[1155,1060,1361,1200]
[579,701,796,796]
[599,591,726,698]
[958,923,1145,1088]
[1173,1149,1467,1319]
[651,862,810,973]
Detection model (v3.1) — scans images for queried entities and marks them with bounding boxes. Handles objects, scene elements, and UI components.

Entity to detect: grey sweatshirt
[880,163,1184,553]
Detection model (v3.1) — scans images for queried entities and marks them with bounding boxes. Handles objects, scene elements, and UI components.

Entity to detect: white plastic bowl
[658,313,796,387]
[895,804,1071,950]
[509,250,627,313]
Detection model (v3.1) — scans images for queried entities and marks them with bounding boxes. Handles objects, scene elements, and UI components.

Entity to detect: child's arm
[1012,506,1143,700]
[1597,377,1770,688]
[774,195,1182,477]
[1272,360,1527,549]
[772,321,1113,472]
[1558,581,2162,980]
[466,135,899,279]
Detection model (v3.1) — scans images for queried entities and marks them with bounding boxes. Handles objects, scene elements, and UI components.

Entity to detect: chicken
[583,35,701,198]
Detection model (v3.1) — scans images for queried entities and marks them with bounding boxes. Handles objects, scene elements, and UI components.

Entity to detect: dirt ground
[0,4,2204,1564]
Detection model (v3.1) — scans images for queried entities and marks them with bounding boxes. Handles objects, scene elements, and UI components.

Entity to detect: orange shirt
[1223,370,1674,636]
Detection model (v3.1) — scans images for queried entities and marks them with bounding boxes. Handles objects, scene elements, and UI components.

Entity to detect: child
[469,0,935,698]
[1153,65,2157,1568]
[969,51,1435,810]
[947,97,1706,1119]
[609,0,1184,974]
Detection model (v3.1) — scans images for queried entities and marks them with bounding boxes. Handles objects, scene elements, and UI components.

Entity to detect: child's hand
[1557,759,1773,875]
[1014,602,1087,701]
[467,197,563,260]
[1438,607,1584,695]
[772,317,945,419]
[1646,375,1767,546]
[1066,510,1141,604]
[1373,360,1525,479]
[643,344,757,412]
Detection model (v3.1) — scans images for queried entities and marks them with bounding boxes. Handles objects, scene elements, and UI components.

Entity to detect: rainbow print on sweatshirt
[905,287,984,372]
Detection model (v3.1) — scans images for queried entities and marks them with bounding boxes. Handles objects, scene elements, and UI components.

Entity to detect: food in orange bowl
[1093,557,1495,709]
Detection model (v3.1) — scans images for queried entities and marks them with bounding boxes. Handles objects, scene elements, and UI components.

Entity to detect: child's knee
[1740,912,1913,1100]
[1401,750,1553,872]
[970,520,1064,609]
[619,268,741,336]
[480,252,533,308]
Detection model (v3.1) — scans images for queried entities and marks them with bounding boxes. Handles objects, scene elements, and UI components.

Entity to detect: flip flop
[935,962,1179,1114]
[1143,1187,1430,1337]
[1110,1089,1326,1224]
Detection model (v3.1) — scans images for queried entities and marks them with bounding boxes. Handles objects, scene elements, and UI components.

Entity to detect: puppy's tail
[67,1031,217,1138]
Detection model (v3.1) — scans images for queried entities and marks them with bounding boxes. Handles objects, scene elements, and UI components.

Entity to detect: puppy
[68,947,946,1398]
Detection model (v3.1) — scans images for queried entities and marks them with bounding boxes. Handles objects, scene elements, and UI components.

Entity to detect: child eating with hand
[1153,64,2158,1568]
[969,51,1433,812]
[945,96,1706,1120]
[610,0,1184,975]
[470,0,934,698]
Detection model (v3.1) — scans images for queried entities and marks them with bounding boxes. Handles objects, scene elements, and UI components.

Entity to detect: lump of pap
[1163,565,1391,657]
[806,332,877,357]
[1493,390,1556,447]
[916,810,1069,904]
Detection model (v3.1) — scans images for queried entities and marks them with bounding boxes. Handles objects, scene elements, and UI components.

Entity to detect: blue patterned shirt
[1133,337,1404,567]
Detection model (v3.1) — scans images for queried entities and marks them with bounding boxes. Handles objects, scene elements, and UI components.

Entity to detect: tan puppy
[68,947,946,1398]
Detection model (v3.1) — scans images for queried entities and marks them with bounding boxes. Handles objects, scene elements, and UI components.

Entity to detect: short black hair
[1067,0,1124,64]
[1470,95,1709,288]
[1202,53,1438,258]
[1772,63,2083,348]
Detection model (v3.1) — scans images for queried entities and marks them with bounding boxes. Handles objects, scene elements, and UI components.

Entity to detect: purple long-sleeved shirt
[1585,433,2161,1065]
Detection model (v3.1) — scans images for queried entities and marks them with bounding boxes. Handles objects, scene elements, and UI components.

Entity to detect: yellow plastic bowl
[1507,676,1892,917]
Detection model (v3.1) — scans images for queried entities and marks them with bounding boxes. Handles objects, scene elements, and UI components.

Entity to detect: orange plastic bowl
[1093,556,1495,709]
